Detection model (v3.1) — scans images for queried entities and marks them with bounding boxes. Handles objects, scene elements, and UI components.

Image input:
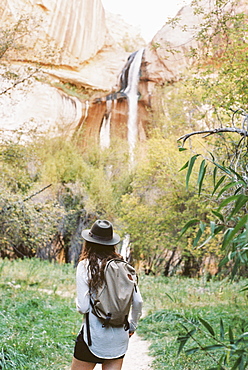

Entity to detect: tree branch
[0,68,39,96]
[23,184,52,202]
[177,127,248,145]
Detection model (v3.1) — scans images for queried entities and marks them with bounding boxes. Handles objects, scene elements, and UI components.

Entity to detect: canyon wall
[0,0,107,66]
[0,0,141,137]
[1,0,245,145]
[0,0,202,144]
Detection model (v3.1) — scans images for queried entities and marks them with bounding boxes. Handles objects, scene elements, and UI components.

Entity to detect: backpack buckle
[102,313,112,327]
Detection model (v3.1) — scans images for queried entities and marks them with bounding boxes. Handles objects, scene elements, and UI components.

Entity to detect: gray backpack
[90,259,137,329]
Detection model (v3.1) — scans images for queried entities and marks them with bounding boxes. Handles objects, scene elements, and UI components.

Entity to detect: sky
[101,0,192,42]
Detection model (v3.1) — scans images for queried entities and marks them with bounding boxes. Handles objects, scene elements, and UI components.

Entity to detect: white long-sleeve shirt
[75,259,143,359]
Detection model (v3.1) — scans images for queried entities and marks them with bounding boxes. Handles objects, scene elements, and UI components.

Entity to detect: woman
[71,219,143,370]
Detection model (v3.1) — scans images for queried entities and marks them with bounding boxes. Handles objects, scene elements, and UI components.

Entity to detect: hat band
[89,231,112,241]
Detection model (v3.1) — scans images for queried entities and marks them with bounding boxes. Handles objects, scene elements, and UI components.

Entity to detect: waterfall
[124,48,144,164]
[98,48,144,155]
[100,98,112,149]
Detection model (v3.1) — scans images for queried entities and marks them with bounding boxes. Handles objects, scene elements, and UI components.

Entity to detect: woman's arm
[75,260,90,314]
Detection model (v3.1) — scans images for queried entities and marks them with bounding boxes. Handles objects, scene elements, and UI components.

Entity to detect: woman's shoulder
[77,259,89,271]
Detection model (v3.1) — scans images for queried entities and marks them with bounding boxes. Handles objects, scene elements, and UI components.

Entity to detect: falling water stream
[99,98,112,149]
[99,48,144,160]
[124,48,144,164]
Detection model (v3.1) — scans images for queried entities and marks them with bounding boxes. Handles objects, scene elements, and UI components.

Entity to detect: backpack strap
[124,315,130,331]
[85,312,92,346]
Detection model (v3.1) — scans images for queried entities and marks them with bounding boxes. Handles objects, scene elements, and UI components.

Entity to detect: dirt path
[95,332,154,370]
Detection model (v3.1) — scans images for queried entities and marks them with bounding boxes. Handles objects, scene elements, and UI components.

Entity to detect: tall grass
[0,259,80,370]
[138,275,248,370]
[1,259,247,369]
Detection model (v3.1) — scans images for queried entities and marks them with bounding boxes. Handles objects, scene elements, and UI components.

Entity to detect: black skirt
[73,331,125,364]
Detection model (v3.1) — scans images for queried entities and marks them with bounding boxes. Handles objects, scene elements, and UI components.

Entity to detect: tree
[178,110,248,278]
[186,0,248,111]
[0,15,41,95]
[119,133,216,275]
[175,1,248,366]
[176,0,248,278]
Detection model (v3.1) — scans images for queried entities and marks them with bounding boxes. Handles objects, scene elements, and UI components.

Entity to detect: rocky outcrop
[143,3,202,85]
[143,0,248,86]
[0,0,107,66]
[0,0,144,136]
[0,66,83,139]
[0,0,145,91]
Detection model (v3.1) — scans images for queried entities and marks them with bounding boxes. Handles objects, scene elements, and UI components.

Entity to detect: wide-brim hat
[82,219,120,246]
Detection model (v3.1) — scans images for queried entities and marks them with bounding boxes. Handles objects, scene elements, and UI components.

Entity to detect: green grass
[0,259,247,369]
[137,275,248,370]
[0,259,80,370]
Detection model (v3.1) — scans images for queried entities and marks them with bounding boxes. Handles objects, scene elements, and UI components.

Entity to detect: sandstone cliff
[143,0,247,86]
[1,0,244,145]
[0,0,107,66]
[0,0,144,136]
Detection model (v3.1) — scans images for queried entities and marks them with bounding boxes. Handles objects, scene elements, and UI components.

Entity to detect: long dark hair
[79,240,123,292]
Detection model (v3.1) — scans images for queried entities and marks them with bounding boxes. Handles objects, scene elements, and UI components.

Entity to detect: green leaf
[234,185,244,195]
[235,331,248,344]
[229,326,234,344]
[179,147,187,152]
[177,329,196,355]
[230,356,243,370]
[217,194,239,211]
[212,175,226,196]
[227,194,248,220]
[185,347,200,355]
[245,221,248,243]
[231,259,239,280]
[210,221,216,235]
[217,181,244,199]
[177,336,189,356]
[211,210,224,222]
[198,317,215,336]
[193,227,203,247]
[214,225,225,234]
[197,160,207,196]
[220,318,224,341]
[213,162,232,176]
[228,167,246,182]
[213,166,217,187]
[164,292,175,302]
[202,344,224,351]
[197,234,214,249]
[222,214,248,249]
[208,151,215,162]
[179,219,199,238]
[179,161,189,172]
[193,221,206,247]
[207,354,226,369]
[186,155,199,189]
[240,284,248,292]
[222,228,234,250]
